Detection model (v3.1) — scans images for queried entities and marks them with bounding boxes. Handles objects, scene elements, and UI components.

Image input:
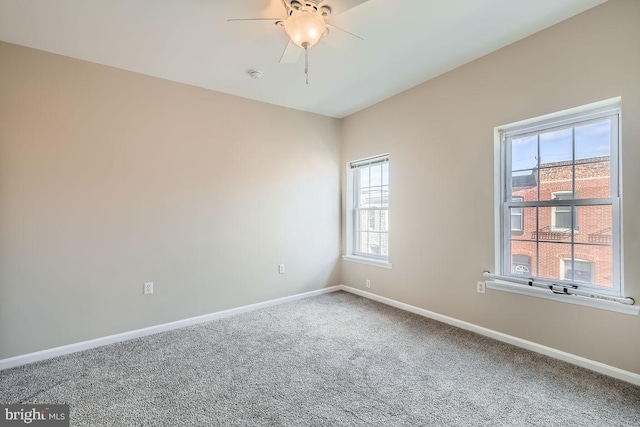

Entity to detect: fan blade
[279,40,302,64]
[319,0,369,16]
[326,22,363,40]
[227,18,282,22]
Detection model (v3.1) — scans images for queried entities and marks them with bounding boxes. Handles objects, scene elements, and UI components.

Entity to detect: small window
[344,154,390,265]
[552,191,578,230]
[512,255,532,276]
[561,259,594,284]
[497,99,621,295]
[510,196,524,234]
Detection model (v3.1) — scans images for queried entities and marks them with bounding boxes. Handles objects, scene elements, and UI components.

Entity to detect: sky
[512,119,612,171]
[359,162,389,188]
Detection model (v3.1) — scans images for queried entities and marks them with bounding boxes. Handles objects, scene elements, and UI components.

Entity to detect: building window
[552,191,578,230]
[512,255,531,275]
[561,259,594,284]
[344,154,390,265]
[497,99,621,295]
[510,196,524,235]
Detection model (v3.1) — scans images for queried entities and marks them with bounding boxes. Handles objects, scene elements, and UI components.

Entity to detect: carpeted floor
[1,291,639,426]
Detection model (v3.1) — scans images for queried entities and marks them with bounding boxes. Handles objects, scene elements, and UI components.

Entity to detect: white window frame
[343,154,392,269]
[490,98,633,314]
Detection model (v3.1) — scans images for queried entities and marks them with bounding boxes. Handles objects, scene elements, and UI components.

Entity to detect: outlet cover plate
[144,282,154,295]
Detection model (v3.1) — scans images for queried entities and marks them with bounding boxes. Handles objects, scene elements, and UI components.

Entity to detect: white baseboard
[3,284,638,387]
[336,285,640,387]
[0,286,341,371]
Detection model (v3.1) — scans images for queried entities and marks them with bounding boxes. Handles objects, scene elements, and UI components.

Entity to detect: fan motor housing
[287,1,331,16]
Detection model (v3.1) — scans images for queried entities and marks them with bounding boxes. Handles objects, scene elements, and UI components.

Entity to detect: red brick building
[510,156,612,287]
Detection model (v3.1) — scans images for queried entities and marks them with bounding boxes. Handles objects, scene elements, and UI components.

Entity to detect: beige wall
[341,0,640,374]
[0,42,341,358]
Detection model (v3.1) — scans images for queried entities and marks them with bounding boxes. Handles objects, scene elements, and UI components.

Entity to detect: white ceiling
[0,0,606,118]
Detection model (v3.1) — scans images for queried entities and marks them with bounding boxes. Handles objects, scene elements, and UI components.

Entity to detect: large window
[498,99,621,295]
[343,154,390,267]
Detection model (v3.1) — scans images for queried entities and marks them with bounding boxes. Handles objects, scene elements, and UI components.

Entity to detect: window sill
[342,255,393,269]
[486,280,639,316]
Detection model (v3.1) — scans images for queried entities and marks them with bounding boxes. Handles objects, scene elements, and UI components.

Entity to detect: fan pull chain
[304,43,309,85]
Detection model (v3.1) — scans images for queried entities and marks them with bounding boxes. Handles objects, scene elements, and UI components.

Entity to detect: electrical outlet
[477,281,486,294]
[365,279,371,289]
[144,282,154,295]
[278,264,285,274]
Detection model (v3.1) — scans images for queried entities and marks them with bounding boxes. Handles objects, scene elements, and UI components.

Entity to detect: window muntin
[501,105,621,295]
[350,155,389,260]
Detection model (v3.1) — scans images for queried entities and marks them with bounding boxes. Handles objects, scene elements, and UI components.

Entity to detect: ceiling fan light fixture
[284,8,327,48]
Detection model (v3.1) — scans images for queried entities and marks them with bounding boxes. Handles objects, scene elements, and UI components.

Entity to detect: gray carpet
[1,291,639,426]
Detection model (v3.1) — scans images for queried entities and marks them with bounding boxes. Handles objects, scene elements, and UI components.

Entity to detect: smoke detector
[248,69,263,80]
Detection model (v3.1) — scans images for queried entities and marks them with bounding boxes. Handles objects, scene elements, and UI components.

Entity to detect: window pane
[510,241,537,277]
[359,167,369,188]
[576,205,612,245]
[539,168,574,201]
[366,210,382,232]
[574,245,613,288]
[368,232,381,255]
[510,207,523,233]
[381,233,389,256]
[538,242,572,282]
[368,210,376,230]
[356,210,366,232]
[380,210,389,232]
[563,259,594,284]
[511,196,524,233]
[575,120,611,160]
[510,205,535,239]
[358,232,368,253]
[369,187,383,207]
[511,135,538,171]
[539,127,573,164]
[511,170,538,202]
[382,163,389,186]
[370,164,382,187]
[358,188,371,208]
[576,157,611,199]
[555,209,573,229]
[536,207,570,242]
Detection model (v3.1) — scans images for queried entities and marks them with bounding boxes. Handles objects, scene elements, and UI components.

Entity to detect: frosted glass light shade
[284,11,326,48]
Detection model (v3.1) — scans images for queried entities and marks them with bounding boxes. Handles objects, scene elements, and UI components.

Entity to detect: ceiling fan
[228,0,368,83]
